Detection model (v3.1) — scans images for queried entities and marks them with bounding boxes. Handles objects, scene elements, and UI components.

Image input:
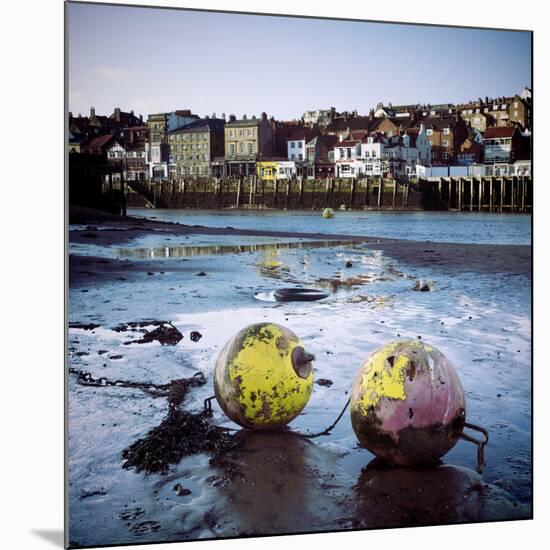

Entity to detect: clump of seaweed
[122,409,238,474]
[121,372,240,474]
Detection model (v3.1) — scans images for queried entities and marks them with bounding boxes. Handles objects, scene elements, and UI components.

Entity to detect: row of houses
[68,87,532,182]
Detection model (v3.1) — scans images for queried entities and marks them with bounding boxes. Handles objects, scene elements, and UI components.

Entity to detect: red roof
[484,127,516,139]
[86,134,116,148]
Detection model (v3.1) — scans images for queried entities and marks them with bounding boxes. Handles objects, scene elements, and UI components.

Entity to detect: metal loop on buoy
[460,422,489,474]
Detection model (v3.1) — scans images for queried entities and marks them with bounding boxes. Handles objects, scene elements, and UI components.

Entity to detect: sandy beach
[67,206,532,547]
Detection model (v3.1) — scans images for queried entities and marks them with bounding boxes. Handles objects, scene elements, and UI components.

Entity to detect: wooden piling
[469,178,474,211]
[511,176,516,212]
[236,177,242,207]
[392,180,397,207]
[489,178,493,212]
[478,177,482,211]
[521,176,525,212]
[377,178,383,208]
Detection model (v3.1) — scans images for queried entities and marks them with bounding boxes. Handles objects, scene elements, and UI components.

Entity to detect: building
[422,116,468,166]
[483,126,528,165]
[145,110,199,180]
[224,113,274,176]
[304,134,337,179]
[287,127,319,162]
[167,117,225,178]
[256,160,296,181]
[302,108,336,126]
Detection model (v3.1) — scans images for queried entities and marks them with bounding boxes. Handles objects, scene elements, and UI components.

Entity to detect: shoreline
[69,205,531,277]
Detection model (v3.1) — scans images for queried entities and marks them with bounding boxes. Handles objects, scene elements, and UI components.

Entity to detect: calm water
[128,208,531,245]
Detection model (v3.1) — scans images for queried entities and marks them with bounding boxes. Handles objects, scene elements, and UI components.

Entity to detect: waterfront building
[256,159,297,181]
[287,127,319,163]
[304,134,337,179]
[167,117,225,178]
[422,116,468,166]
[145,109,199,180]
[483,126,527,165]
[224,113,274,177]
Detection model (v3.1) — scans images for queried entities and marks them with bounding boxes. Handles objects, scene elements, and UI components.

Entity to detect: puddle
[114,239,362,259]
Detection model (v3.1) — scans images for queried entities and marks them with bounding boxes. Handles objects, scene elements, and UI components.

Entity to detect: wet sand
[67,206,532,547]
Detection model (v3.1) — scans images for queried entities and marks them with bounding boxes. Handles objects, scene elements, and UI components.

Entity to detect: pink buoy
[350,339,488,471]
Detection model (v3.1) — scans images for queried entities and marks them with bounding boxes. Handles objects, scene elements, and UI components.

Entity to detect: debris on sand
[121,322,184,346]
[190,331,203,342]
[70,322,100,331]
[172,483,192,496]
[316,378,334,387]
[82,232,99,239]
[196,271,207,276]
[412,279,433,292]
[345,261,353,268]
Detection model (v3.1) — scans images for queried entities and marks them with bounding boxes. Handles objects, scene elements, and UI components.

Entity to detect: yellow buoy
[214,323,315,430]
[322,208,334,219]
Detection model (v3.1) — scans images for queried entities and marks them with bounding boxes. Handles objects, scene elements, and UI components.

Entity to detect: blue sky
[67,2,532,120]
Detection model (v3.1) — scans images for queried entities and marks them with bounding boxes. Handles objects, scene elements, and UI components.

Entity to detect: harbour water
[128,208,532,245]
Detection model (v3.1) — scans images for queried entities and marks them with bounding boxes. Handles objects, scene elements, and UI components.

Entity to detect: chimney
[229,114,236,122]
[139,114,143,123]
[130,110,134,116]
[252,115,256,119]
[222,113,226,121]
[212,112,216,118]
[69,111,73,119]
[90,107,95,118]
[114,107,121,121]
[243,114,247,120]
[261,112,267,121]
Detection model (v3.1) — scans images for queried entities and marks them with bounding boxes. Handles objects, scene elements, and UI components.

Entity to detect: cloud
[95,65,135,82]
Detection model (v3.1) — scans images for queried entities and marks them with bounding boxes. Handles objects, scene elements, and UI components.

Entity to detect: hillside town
[68,87,532,183]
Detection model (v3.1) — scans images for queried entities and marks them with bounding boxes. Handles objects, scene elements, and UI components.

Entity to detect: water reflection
[115,239,361,259]
[353,459,528,528]
[213,430,349,535]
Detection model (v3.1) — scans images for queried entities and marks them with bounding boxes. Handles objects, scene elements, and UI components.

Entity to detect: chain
[68,367,206,400]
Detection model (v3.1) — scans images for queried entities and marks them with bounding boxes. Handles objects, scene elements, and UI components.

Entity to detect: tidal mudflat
[68,207,532,547]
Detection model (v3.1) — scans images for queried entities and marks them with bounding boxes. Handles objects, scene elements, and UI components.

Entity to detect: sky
[67,2,532,121]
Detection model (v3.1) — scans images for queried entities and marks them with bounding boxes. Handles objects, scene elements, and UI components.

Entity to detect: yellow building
[256,161,279,181]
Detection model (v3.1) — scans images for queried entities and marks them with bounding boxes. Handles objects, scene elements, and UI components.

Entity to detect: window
[443,152,449,159]
[239,143,243,153]
[291,142,295,148]
[426,129,433,136]
[443,128,450,135]
[443,140,449,147]
[230,144,236,156]
[298,154,303,161]
[513,111,518,117]
[247,129,252,137]
[248,143,253,155]
[514,101,518,107]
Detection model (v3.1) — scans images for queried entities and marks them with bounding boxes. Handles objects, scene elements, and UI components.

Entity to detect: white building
[277,161,297,179]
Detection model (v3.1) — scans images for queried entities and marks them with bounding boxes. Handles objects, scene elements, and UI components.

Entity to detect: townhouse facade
[224,113,274,176]
[167,118,225,178]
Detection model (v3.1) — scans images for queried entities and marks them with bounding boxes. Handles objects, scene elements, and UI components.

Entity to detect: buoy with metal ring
[350,339,488,471]
[214,323,315,430]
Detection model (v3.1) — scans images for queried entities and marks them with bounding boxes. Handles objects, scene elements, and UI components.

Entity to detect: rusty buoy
[350,339,488,471]
[214,323,315,430]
